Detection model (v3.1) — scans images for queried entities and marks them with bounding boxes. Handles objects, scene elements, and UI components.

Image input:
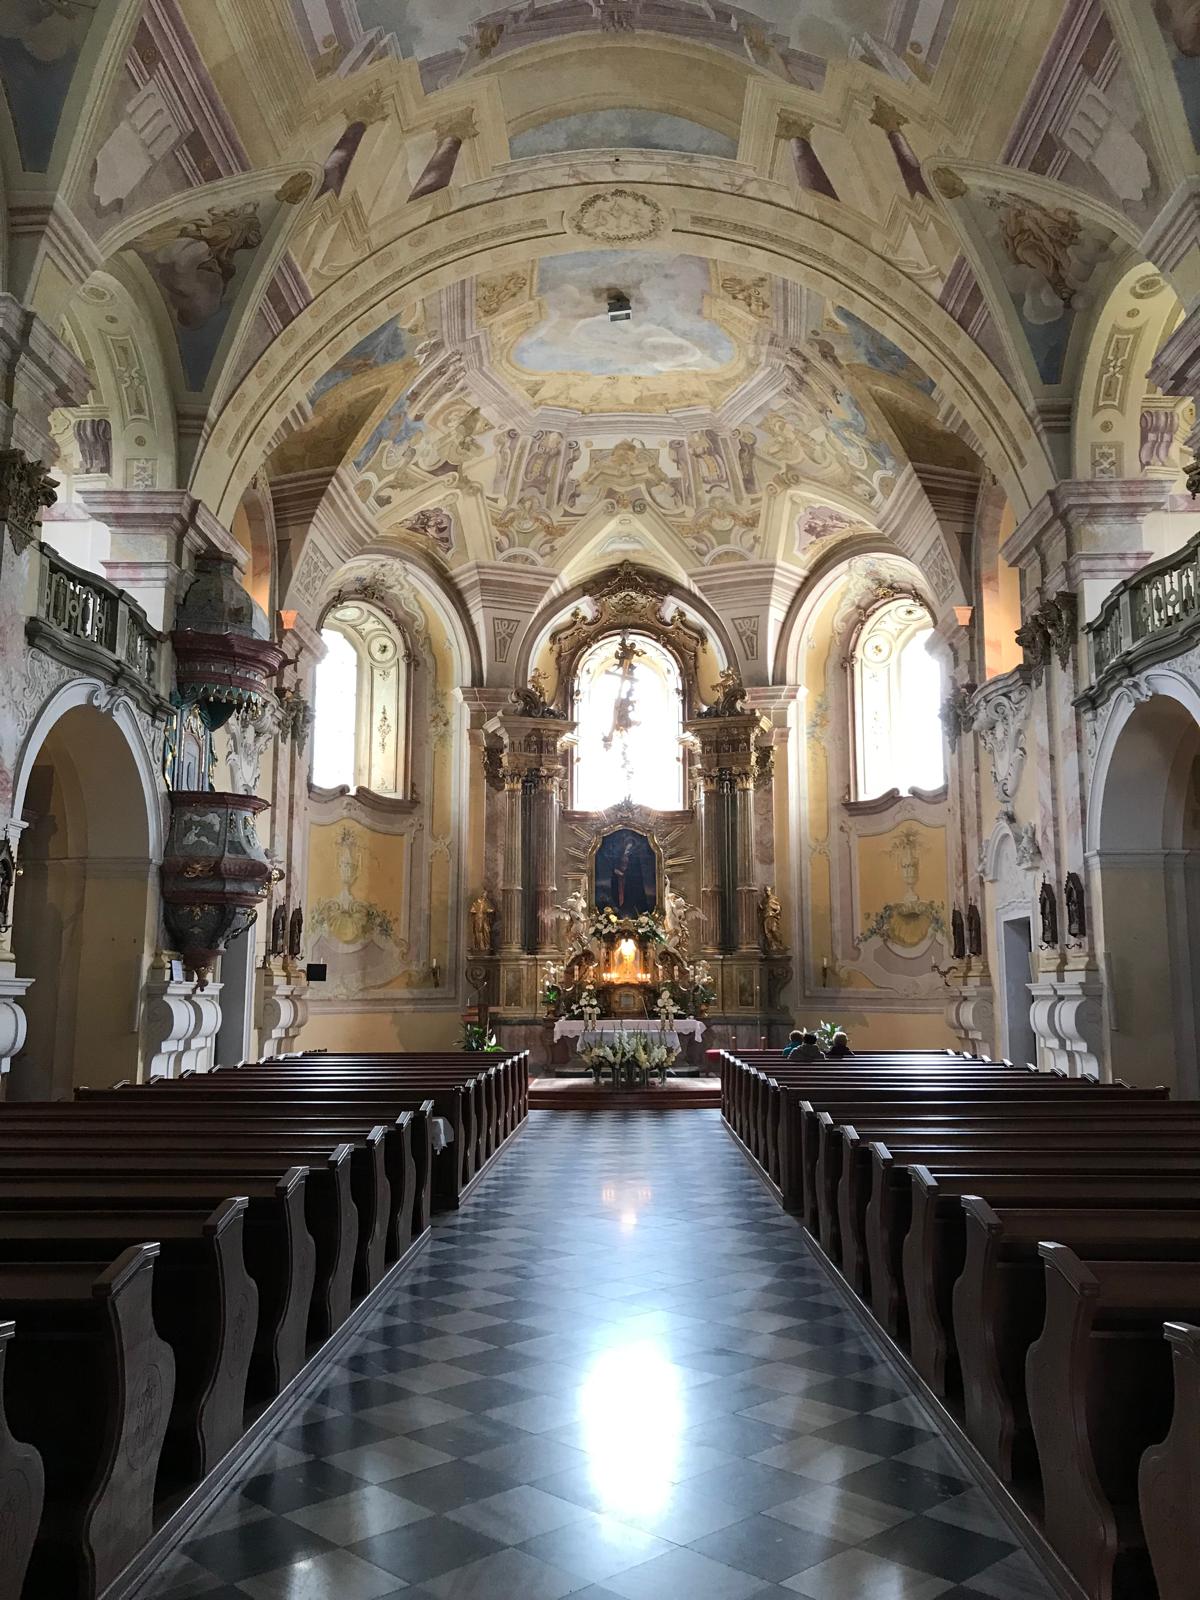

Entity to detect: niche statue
[759,885,786,954]
[470,890,496,953]
[288,906,304,960]
[966,902,982,958]
[1064,871,1086,940]
[1039,880,1058,948]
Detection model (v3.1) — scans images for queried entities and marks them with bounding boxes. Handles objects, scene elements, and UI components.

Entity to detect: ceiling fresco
[266,253,942,570]
[319,0,961,89]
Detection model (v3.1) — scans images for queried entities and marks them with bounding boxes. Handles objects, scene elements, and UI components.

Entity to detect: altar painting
[592,827,659,916]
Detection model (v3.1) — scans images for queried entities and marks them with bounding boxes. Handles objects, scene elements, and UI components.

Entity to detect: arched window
[311,602,407,793]
[573,633,684,811]
[853,599,944,800]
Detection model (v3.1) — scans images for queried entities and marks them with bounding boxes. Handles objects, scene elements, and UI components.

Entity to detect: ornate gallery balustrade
[24,542,166,711]
[1082,527,1200,705]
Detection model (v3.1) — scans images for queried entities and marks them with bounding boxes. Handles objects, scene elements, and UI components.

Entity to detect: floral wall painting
[964,191,1120,385]
[513,252,736,379]
[1156,1,1200,147]
[509,110,736,160]
[0,0,95,171]
[309,822,408,998]
[133,203,267,391]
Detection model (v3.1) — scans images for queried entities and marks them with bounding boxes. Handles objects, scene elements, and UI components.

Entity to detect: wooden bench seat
[0,1244,174,1600]
[0,1320,42,1600]
[1139,1321,1200,1600]
[953,1202,1200,1484]
[833,1116,1200,1290]
[0,1136,358,1342]
[0,1169,313,1403]
[902,1158,1200,1394]
[0,1199,256,1488]
[1026,1246,1200,1600]
[10,1104,414,1291]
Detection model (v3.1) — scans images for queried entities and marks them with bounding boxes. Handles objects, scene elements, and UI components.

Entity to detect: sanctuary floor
[143,1111,1055,1600]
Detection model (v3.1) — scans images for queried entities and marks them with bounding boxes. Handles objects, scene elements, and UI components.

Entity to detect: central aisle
[149,1112,1053,1600]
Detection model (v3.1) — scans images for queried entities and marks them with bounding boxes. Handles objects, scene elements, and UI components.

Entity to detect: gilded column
[532,769,561,954]
[734,772,759,951]
[499,765,525,953]
[695,773,722,954]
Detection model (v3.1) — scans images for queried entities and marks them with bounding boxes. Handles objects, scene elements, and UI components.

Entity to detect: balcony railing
[1081,530,1200,706]
[26,544,166,707]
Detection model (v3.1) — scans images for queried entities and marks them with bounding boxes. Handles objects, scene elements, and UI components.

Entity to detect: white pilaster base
[945,970,996,1057]
[1029,957,1104,1078]
[256,969,308,1058]
[0,969,33,1088]
[141,976,224,1077]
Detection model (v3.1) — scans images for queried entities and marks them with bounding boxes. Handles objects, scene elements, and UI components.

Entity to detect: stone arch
[1072,262,1186,484]
[10,683,164,1101]
[1087,674,1200,1095]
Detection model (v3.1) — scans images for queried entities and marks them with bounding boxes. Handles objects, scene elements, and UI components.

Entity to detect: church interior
[2,2,1200,1597]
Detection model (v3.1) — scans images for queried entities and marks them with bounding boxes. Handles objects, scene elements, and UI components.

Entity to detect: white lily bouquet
[578,984,600,1027]
[655,987,679,1026]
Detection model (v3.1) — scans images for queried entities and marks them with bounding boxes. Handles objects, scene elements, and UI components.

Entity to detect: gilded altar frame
[587,823,665,916]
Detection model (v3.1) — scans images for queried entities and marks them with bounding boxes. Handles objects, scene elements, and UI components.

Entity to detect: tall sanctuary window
[311,601,407,794]
[573,633,684,811]
[852,598,945,800]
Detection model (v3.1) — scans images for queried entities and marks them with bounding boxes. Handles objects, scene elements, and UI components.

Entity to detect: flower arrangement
[814,1019,842,1051]
[541,961,563,1013]
[655,987,679,1026]
[575,983,600,1026]
[588,906,668,945]
[460,1022,502,1052]
[578,1028,681,1084]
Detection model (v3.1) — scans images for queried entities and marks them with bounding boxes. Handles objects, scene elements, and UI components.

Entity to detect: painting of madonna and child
[593,828,660,918]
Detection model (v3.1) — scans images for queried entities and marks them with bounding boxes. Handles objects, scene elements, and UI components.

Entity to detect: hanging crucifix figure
[601,634,644,793]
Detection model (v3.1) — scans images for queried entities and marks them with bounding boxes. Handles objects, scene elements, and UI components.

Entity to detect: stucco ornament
[968,670,1033,808]
[568,188,666,244]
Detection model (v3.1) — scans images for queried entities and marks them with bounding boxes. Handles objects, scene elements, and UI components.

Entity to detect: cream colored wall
[793,563,955,1050]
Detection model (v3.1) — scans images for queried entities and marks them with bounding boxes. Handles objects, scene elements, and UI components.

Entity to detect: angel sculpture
[664,878,693,953]
[556,889,590,951]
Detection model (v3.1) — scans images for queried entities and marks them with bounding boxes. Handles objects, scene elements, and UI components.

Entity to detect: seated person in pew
[783,1030,826,1062]
[826,1031,854,1059]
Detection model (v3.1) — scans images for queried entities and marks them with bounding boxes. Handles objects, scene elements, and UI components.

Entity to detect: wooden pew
[953,1202,1200,1483]
[116,1079,456,1214]
[1026,1245,1200,1600]
[903,1158,1200,1395]
[1140,1321,1200,1600]
[0,1199,256,1487]
[0,1138,356,1344]
[797,1083,1164,1231]
[0,1169,312,1399]
[834,1113,1200,1293]
[0,1245,175,1600]
[17,1103,408,1293]
[0,1320,42,1600]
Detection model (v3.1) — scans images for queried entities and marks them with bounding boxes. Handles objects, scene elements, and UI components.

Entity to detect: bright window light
[854,600,945,799]
[312,627,358,789]
[574,633,684,810]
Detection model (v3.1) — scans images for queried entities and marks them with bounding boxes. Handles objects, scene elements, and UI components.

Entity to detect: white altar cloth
[553,1017,706,1043]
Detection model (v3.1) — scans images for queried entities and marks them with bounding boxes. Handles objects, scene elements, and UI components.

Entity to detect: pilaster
[80,489,247,633]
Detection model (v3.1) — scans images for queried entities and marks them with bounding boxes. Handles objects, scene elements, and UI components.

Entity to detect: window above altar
[573,632,684,812]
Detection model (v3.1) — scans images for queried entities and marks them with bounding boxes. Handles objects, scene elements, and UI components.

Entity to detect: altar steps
[529,1076,721,1110]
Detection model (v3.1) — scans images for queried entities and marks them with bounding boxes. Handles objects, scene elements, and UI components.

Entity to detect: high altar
[463,564,792,1067]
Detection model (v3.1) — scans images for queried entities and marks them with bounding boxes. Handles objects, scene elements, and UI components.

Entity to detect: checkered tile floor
[141,1110,1056,1599]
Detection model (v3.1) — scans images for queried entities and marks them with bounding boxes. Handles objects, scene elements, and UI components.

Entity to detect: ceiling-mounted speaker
[606,289,632,323]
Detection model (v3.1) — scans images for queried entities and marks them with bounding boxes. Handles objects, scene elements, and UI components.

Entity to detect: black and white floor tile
[139,1110,1057,1600]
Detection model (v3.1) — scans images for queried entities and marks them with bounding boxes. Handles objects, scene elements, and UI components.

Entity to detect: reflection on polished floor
[143,1111,1056,1600]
